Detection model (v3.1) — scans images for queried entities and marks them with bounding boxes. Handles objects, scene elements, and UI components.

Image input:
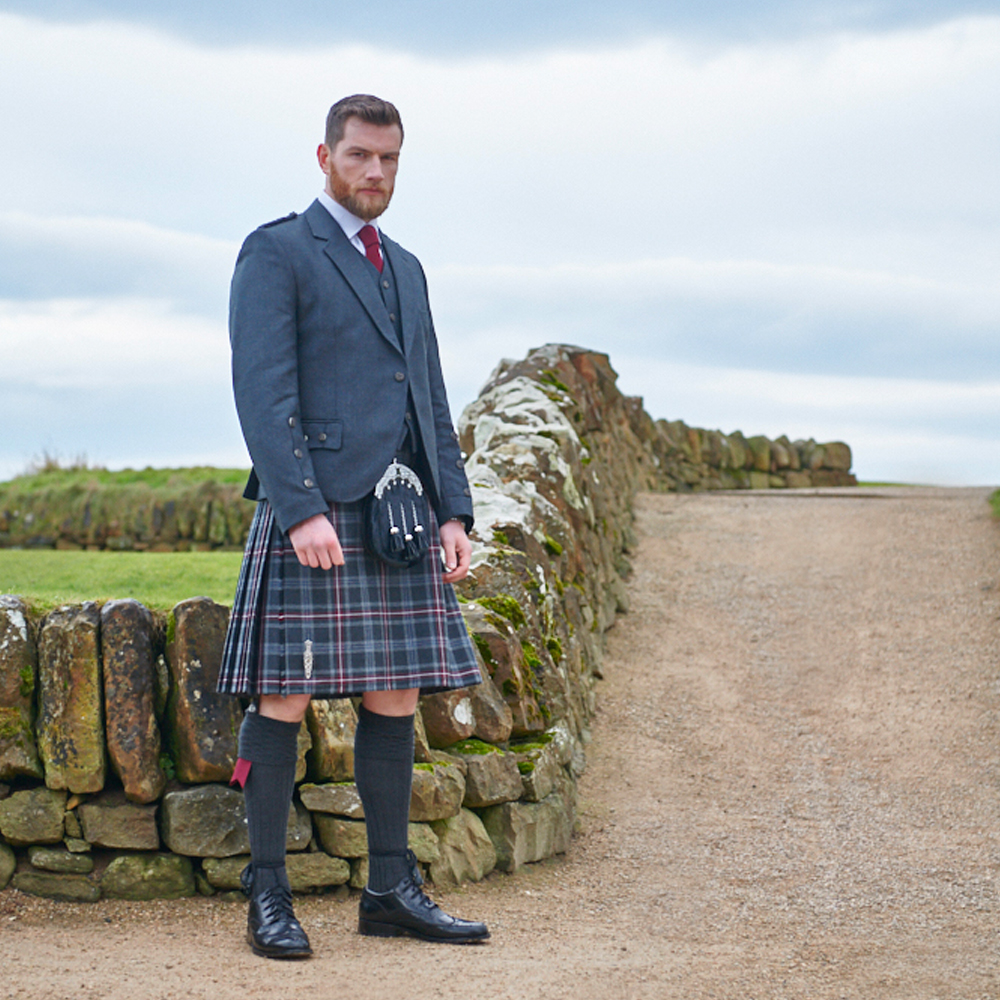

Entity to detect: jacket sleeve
[420,267,475,532]
[229,226,331,535]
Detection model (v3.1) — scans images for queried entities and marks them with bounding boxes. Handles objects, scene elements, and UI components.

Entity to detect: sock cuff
[238,711,301,767]
[356,705,415,760]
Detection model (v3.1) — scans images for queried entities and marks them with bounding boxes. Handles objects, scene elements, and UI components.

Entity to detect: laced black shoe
[242,864,313,959]
[358,851,490,944]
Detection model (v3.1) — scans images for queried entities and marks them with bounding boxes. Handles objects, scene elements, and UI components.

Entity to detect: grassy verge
[0,550,243,612]
[991,489,1000,520]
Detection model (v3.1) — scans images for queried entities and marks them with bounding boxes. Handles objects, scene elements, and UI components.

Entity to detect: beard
[328,164,393,221]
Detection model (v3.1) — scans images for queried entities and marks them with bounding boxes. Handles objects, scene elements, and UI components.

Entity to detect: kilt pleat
[216,500,481,698]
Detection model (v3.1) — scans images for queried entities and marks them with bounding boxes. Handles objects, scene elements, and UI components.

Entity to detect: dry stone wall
[0,344,856,903]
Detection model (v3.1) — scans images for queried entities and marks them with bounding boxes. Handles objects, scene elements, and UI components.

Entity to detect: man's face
[318,117,402,221]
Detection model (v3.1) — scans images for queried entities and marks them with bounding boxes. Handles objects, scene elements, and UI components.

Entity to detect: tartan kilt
[216,499,482,698]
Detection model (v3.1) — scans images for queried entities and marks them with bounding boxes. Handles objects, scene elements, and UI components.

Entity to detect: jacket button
[383,279,390,289]
[451,431,459,441]
[463,487,471,496]
[294,449,303,459]
[318,432,327,441]
[389,312,396,323]
[456,459,463,468]
[394,372,405,382]
[288,416,296,427]
[304,478,315,488]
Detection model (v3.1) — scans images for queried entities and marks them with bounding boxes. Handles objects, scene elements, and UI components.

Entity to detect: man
[217,94,489,958]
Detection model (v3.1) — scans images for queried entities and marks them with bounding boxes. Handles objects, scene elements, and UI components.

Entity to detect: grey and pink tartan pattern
[217,500,481,698]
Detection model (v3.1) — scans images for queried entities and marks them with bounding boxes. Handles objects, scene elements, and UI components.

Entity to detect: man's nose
[366,157,385,181]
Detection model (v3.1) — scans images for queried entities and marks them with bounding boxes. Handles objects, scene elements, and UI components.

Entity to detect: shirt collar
[318,189,380,243]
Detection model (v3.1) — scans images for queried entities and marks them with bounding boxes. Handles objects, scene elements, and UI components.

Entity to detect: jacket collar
[304,199,401,356]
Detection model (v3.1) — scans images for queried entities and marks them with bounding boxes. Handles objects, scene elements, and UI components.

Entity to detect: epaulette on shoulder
[259,212,298,229]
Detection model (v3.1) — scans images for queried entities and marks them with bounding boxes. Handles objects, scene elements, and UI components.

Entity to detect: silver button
[389,312,396,322]
[405,412,413,421]
[456,459,463,468]
[294,449,303,459]
[303,434,309,441]
[288,416,296,427]
[382,279,390,289]
[318,432,327,442]
[394,372,405,382]
[304,478,314,488]
[463,487,471,496]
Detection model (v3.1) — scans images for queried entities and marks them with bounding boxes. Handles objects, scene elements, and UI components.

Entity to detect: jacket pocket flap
[302,420,343,450]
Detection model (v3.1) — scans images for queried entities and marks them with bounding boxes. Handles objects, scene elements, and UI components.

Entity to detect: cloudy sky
[1,1,998,485]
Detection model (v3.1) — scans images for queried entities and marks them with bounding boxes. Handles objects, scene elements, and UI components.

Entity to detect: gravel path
[4,486,999,999]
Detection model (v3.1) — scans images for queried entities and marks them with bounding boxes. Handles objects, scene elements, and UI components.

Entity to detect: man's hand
[288,512,344,569]
[440,519,471,583]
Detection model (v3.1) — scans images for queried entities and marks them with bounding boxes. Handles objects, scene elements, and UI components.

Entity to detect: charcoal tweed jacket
[229,199,473,536]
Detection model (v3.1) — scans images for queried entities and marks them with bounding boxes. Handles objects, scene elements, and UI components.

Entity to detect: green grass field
[0,550,243,612]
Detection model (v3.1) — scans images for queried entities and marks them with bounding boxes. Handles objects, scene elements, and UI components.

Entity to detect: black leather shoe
[241,865,312,959]
[358,854,489,944]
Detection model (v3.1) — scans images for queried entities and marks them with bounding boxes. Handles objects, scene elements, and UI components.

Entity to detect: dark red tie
[358,224,383,273]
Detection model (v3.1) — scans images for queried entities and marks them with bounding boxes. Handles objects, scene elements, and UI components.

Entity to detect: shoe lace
[258,884,297,923]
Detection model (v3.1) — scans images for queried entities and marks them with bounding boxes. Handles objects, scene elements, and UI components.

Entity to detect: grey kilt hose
[217,500,481,698]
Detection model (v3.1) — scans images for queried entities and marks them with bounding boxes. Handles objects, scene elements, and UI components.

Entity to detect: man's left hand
[440,519,471,583]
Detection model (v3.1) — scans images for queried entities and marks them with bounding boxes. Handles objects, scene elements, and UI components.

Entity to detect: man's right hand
[288,512,345,569]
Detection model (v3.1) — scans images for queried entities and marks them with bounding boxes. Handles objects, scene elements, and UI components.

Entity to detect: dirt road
[3,487,999,999]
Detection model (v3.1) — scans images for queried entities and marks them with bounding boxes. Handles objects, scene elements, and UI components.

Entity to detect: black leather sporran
[362,459,431,568]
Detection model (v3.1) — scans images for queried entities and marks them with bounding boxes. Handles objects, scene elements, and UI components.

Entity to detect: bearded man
[217,94,489,958]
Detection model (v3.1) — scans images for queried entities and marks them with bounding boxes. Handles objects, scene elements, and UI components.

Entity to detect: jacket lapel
[381,235,421,359]
[304,200,401,355]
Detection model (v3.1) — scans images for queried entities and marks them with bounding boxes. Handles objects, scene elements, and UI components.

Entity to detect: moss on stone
[521,642,542,670]
[449,738,501,756]
[517,760,536,775]
[477,595,526,629]
[545,636,563,661]
[538,370,571,394]
[0,706,25,740]
[543,536,563,557]
[413,762,436,772]
[165,611,176,646]
[19,665,34,699]
[471,634,495,666]
[492,529,509,546]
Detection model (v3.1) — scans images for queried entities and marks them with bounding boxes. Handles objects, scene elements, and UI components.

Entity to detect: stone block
[461,604,545,738]
[480,785,574,873]
[0,596,43,781]
[298,781,364,818]
[429,808,497,886]
[160,783,309,857]
[100,600,166,803]
[161,784,248,857]
[785,471,813,489]
[747,435,772,473]
[11,870,100,902]
[37,603,106,793]
[313,815,439,864]
[0,841,15,889]
[749,471,770,490]
[295,721,312,783]
[78,791,160,850]
[511,737,563,802]
[0,786,66,845]
[305,699,356,781]
[101,853,195,900]
[448,740,522,808]
[468,673,514,745]
[28,845,94,873]
[202,852,351,892]
[419,689,475,748]
[410,762,465,821]
[822,441,852,471]
[164,598,242,784]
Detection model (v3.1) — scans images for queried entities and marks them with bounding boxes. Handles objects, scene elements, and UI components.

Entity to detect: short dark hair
[325,94,403,150]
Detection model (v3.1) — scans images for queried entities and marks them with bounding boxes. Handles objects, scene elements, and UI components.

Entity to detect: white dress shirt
[318,189,381,257]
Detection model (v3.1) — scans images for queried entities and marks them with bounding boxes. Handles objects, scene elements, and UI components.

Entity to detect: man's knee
[257,693,311,724]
